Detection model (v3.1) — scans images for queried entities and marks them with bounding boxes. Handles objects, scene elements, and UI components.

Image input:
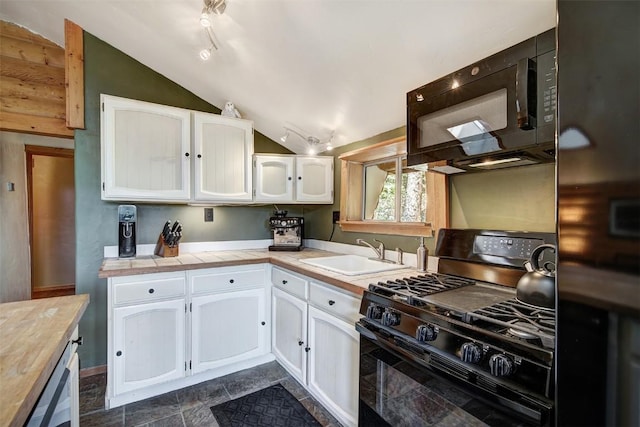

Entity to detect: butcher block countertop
[0,294,89,427]
[99,248,420,296]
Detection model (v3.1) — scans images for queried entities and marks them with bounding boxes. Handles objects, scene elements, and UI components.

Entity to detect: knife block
[154,234,179,257]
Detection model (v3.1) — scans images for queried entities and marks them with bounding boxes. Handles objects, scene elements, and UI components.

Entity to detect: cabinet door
[307,306,359,427]
[101,94,191,201]
[191,288,268,373]
[272,287,307,383]
[254,155,295,202]
[113,298,186,395]
[295,156,334,203]
[193,112,254,202]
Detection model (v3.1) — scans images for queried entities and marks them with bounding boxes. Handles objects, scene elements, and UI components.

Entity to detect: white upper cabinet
[192,112,254,202]
[295,156,334,202]
[101,94,191,201]
[254,155,295,202]
[101,95,254,203]
[254,155,333,204]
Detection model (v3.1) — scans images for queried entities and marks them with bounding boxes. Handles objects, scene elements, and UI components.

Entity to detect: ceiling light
[199,46,212,60]
[280,131,289,143]
[281,126,335,155]
[200,12,212,27]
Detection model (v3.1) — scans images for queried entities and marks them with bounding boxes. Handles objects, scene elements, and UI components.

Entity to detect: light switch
[6,182,15,191]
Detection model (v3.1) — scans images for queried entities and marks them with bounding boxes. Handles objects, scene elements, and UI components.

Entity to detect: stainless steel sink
[300,254,406,276]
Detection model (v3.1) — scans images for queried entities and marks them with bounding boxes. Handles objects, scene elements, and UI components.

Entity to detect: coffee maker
[118,205,137,258]
[268,211,304,251]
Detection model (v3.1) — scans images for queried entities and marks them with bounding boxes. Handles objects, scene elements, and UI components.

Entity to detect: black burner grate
[467,299,556,348]
[368,273,474,300]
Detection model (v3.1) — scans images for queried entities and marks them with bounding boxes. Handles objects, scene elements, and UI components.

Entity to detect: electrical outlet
[204,207,214,222]
[332,211,340,223]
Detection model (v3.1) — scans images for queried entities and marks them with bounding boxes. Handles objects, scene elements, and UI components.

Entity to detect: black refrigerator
[556,1,640,426]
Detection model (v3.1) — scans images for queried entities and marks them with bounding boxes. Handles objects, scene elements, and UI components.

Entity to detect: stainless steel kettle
[516,244,556,309]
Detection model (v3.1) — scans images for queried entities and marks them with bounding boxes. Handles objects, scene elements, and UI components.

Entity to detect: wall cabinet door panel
[101,94,191,201]
[193,113,253,202]
[254,155,295,202]
[295,156,334,202]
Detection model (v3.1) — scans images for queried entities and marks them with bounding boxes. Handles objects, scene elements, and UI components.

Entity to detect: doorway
[26,145,76,299]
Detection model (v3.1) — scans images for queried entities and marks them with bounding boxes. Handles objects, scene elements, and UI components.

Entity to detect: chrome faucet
[356,238,385,261]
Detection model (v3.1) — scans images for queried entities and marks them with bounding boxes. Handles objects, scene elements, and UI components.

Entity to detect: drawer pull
[328,300,336,306]
[148,288,155,294]
[282,280,288,284]
[261,321,266,326]
[298,340,304,346]
[229,279,234,284]
[72,336,84,346]
[116,351,122,356]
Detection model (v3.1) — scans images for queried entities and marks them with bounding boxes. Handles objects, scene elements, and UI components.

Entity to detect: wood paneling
[65,19,84,129]
[0,20,73,138]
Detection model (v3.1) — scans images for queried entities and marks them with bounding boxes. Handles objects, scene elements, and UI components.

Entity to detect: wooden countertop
[99,248,421,296]
[0,294,90,427]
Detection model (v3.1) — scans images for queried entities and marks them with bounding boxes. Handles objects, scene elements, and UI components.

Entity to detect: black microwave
[407,29,556,173]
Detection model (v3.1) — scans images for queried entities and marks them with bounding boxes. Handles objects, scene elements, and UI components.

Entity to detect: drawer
[112,272,185,306]
[309,282,360,324]
[190,265,266,294]
[272,267,307,300]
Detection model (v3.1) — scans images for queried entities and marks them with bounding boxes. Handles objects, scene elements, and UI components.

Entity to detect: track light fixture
[280,127,335,155]
[198,0,224,59]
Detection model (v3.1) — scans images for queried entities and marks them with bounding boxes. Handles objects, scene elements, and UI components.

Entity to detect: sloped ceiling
[0,0,555,153]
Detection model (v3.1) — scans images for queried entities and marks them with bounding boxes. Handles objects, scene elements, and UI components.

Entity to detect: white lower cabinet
[191,288,267,373]
[271,267,360,427]
[307,306,360,427]
[113,298,186,395]
[107,265,271,408]
[272,287,308,382]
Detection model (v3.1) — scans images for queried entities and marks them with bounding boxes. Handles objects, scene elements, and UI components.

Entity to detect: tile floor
[79,361,342,427]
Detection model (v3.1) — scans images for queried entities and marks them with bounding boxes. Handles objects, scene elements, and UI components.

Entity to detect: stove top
[366,273,556,350]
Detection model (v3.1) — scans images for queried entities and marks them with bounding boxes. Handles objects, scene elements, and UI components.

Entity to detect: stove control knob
[460,342,483,364]
[416,324,439,342]
[365,303,383,320]
[381,310,401,326]
[489,354,515,377]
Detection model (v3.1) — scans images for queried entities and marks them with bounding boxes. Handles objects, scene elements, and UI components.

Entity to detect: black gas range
[357,229,556,427]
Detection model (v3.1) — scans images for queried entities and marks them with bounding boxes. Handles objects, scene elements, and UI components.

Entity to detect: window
[364,157,427,222]
[338,136,448,237]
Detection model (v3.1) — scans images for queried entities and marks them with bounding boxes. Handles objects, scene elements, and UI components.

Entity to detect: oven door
[407,60,536,167]
[357,323,551,427]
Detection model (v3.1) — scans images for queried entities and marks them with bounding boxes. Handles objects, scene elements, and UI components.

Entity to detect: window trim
[338,136,449,237]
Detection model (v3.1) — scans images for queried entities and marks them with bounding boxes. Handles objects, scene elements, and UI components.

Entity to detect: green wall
[305,128,556,254]
[75,32,293,368]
